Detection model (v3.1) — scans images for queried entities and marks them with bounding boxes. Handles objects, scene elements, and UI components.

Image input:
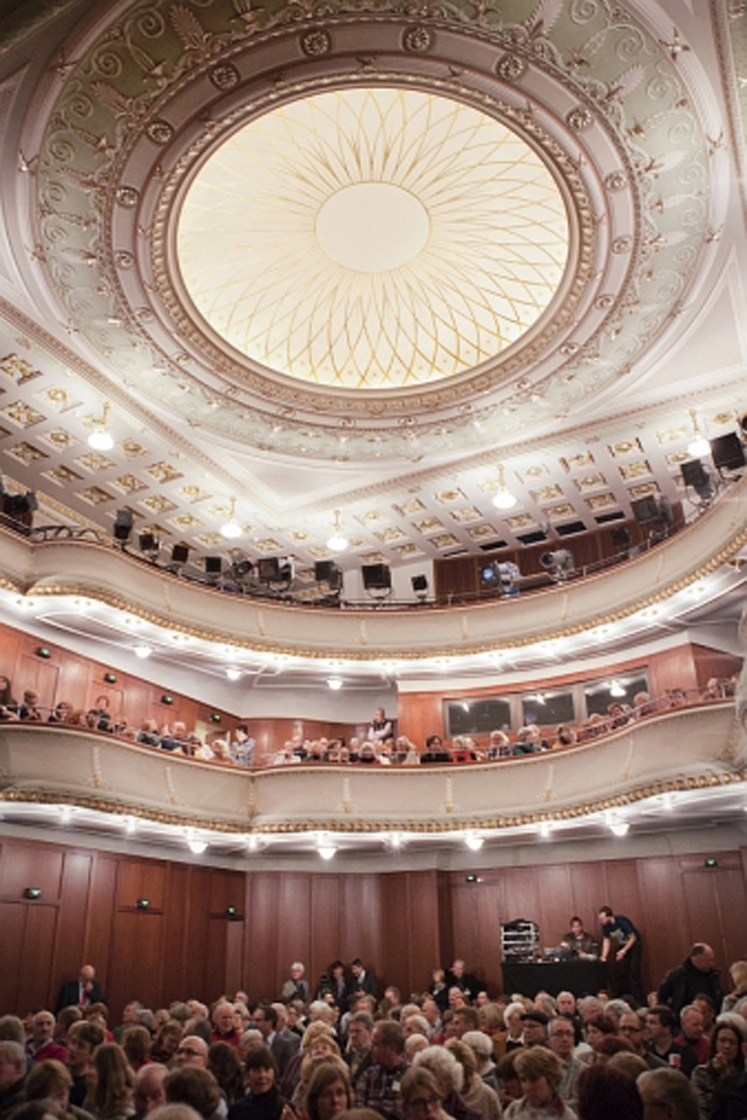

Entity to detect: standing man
[445,960,481,1003]
[56,964,104,1013]
[349,959,377,999]
[658,943,724,1016]
[598,905,643,1003]
[281,962,310,1004]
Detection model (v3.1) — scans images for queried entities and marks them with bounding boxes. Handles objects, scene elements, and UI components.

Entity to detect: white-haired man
[281,962,310,1004]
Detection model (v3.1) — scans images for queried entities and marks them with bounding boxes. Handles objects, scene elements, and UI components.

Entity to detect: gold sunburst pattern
[177,87,569,391]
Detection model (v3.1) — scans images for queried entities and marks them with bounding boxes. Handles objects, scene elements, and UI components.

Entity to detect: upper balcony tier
[0,474,745,661]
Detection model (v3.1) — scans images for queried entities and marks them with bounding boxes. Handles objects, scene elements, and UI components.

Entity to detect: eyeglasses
[408,1098,441,1113]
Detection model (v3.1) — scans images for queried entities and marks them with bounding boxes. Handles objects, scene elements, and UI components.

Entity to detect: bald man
[56,965,104,1013]
[174,1036,209,1069]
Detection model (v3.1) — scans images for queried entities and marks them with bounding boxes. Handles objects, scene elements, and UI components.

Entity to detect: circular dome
[176,87,570,391]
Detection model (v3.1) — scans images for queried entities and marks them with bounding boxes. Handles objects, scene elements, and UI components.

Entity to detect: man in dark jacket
[56,963,104,1013]
[657,943,724,1016]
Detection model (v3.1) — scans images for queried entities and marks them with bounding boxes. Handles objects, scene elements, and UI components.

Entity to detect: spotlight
[171,544,189,566]
[139,532,159,555]
[539,548,574,581]
[464,833,484,851]
[411,574,429,602]
[258,557,294,584]
[318,845,337,860]
[327,677,343,691]
[113,509,134,544]
[315,560,342,591]
[681,460,716,503]
[710,432,745,471]
[362,563,391,592]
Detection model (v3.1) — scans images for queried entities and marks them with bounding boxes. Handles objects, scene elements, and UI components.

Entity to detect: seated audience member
[503,1002,526,1053]
[513,726,542,755]
[164,1067,222,1120]
[460,1032,499,1096]
[722,961,747,1014]
[174,1039,209,1070]
[638,1068,699,1120]
[230,725,255,767]
[251,1007,294,1077]
[485,730,511,759]
[692,995,716,1035]
[346,1013,374,1088]
[137,719,161,748]
[48,701,73,724]
[19,689,43,721]
[207,1042,243,1108]
[114,1002,142,1044]
[675,1005,709,1069]
[475,1004,505,1059]
[122,1026,154,1073]
[633,691,657,718]
[0,1040,26,1116]
[658,943,724,1016]
[547,1016,584,1112]
[495,1052,523,1112]
[24,1057,87,1119]
[159,722,190,753]
[66,1021,105,1108]
[134,1065,169,1120]
[444,960,480,1004]
[645,1006,695,1076]
[211,1004,239,1050]
[551,725,577,750]
[0,675,18,720]
[85,1043,135,1120]
[576,1062,643,1120]
[617,1013,667,1070]
[503,1047,576,1120]
[451,737,478,763]
[401,1067,450,1120]
[710,1062,747,1120]
[691,1019,745,1120]
[520,1012,549,1049]
[421,736,450,764]
[412,1047,481,1120]
[444,1039,501,1120]
[355,1021,408,1120]
[27,1011,67,1063]
[151,1021,182,1065]
[305,1062,352,1120]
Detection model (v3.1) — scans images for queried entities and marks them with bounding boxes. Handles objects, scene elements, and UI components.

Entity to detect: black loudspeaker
[258,558,281,582]
[630,495,659,524]
[171,544,189,564]
[610,526,631,549]
[113,509,134,540]
[710,432,745,470]
[681,459,709,488]
[138,532,158,551]
[204,556,222,574]
[362,563,391,590]
[315,561,336,582]
[411,574,428,593]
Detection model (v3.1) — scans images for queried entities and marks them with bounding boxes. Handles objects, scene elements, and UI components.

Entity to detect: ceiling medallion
[30,0,711,459]
[175,87,570,392]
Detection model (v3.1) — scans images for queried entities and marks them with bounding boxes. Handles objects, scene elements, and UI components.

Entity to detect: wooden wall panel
[0,903,27,1011]
[1,833,746,1018]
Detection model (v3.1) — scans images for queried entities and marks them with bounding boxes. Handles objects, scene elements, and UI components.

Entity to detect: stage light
[139,532,159,555]
[411,574,429,601]
[362,563,391,591]
[540,548,574,580]
[113,509,134,543]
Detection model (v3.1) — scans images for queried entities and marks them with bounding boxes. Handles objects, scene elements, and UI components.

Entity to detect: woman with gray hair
[460,1033,499,1096]
[412,1048,481,1120]
[444,1040,501,1120]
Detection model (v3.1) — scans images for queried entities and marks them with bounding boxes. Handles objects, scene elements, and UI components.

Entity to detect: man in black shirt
[598,905,643,1002]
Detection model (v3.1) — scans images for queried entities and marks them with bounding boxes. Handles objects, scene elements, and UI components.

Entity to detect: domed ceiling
[0,0,743,576]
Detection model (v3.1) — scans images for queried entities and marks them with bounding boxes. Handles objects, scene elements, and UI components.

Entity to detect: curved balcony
[0,703,741,837]
[0,474,744,660]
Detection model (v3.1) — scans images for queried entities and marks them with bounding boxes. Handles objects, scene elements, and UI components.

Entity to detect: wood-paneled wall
[1,834,745,1020]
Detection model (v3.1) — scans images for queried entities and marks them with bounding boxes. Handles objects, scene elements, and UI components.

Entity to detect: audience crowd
[1,945,746,1120]
[0,677,735,771]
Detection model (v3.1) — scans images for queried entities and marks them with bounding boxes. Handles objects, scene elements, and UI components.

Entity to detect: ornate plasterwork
[29,0,713,460]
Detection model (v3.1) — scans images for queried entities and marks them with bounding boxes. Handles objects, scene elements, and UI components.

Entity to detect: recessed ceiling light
[465,833,484,851]
[133,644,152,659]
[187,838,208,854]
[327,677,343,691]
[609,821,629,837]
[226,668,242,681]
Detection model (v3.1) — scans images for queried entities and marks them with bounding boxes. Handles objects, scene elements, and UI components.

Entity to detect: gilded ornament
[496,54,526,81]
[116,185,140,207]
[403,26,432,53]
[209,62,240,89]
[604,171,627,191]
[146,119,175,144]
[566,106,593,131]
[300,29,331,56]
[612,236,633,253]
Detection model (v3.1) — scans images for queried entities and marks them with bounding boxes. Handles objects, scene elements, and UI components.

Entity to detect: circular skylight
[177,87,570,391]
